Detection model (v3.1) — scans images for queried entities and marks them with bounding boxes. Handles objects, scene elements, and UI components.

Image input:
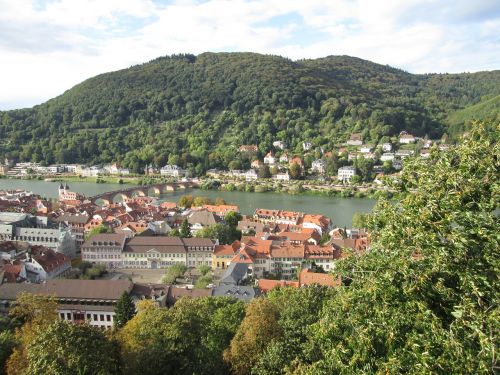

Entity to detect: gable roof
[220,262,250,285]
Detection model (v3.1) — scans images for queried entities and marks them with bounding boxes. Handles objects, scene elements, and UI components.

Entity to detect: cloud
[0,0,498,109]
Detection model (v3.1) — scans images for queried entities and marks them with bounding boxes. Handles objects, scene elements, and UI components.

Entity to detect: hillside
[446,95,500,135]
[0,52,498,173]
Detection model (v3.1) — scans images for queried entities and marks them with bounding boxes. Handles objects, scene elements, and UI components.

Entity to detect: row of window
[60,312,113,322]
[83,254,120,259]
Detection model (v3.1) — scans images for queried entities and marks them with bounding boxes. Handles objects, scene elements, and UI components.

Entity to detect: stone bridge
[88,180,198,205]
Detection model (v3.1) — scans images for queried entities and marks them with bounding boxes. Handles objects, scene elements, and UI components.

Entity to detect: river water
[0,179,376,227]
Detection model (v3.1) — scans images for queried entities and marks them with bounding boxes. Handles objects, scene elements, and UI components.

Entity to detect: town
[0,131,449,188]
[0,182,369,327]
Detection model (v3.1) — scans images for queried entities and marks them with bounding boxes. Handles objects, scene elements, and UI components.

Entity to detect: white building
[245,169,258,181]
[311,159,327,174]
[382,143,392,152]
[279,153,289,163]
[160,165,189,178]
[263,152,276,165]
[380,153,395,161]
[338,166,357,182]
[399,133,416,144]
[360,145,373,153]
[302,142,312,151]
[273,172,290,181]
[347,133,363,146]
[23,247,71,282]
[81,233,127,269]
[273,141,286,150]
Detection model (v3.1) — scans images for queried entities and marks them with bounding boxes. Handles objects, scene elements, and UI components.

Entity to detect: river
[0,179,376,227]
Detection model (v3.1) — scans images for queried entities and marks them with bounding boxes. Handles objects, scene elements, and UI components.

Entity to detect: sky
[0,0,499,110]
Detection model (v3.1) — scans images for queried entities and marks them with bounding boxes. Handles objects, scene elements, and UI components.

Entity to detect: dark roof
[220,262,249,286]
[212,285,258,302]
[82,233,127,248]
[54,213,90,224]
[182,238,215,247]
[187,211,219,226]
[166,286,212,306]
[124,236,186,254]
[0,279,132,301]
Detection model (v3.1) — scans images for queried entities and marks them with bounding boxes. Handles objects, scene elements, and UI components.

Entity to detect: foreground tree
[224,298,282,375]
[114,292,136,329]
[25,320,120,375]
[180,218,192,238]
[294,122,499,374]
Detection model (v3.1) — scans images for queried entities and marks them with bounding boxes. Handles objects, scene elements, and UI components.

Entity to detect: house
[213,241,240,269]
[202,204,239,218]
[399,132,416,144]
[395,150,414,158]
[160,165,189,178]
[302,214,331,235]
[420,149,431,158]
[219,262,251,286]
[263,152,276,165]
[251,160,264,169]
[239,145,258,153]
[382,143,392,152]
[187,210,220,233]
[380,152,395,161]
[184,237,217,268]
[212,285,258,302]
[245,169,258,181]
[302,142,312,151]
[81,233,127,268]
[347,133,363,146]
[257,279,299,293]
[54,213,90,249]
[237,221,268,235]
[0,279,133,329]
[23,246,71,282]
[273,141,286,150]
[273,172,290,181]
[360,145,373,153]
[289,157,304,169]
[311,159,326,174]
[279,153,289,163]
[58,183,84,206]
[338,166,356,182]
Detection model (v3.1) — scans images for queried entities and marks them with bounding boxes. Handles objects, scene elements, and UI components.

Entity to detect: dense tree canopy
[0,53,498,175]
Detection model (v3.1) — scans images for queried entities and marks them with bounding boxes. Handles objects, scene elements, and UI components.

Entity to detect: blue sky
[0,0,499,110]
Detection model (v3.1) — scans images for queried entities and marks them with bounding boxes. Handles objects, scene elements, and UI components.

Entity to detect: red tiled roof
[299,269,341,287]
[258,279,299,293]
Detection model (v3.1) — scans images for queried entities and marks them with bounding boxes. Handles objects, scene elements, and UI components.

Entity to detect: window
[106,315,111,322]
[100,314,104,321]
[66,313,71,320]
[93,314,98,321]
[86,314,91,320]
[60,313,65,320]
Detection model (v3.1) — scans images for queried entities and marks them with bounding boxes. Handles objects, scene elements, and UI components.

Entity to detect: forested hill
[0,52,498,173]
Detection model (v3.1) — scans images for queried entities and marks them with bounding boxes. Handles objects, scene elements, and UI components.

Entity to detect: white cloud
[0,0,498,109]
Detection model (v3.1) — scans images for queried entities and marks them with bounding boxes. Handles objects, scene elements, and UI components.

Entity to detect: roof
[54,213,90,224]
[82,233,127,248]
[0,279,133,301]
[31,247,70,272]
[124,236,186,254]
[299,269,341,287]
[257,279,300,293]
[271,242,305,258]
[220,262,250,285]
[188,210,219,226]
[212,285,258,302]
[166,287,212,306]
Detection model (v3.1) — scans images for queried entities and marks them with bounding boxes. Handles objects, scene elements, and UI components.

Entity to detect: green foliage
[195,274,213,289]
[179,218,192,238]
[352,212,369,228]
[197,264,212,276]
[85,224,113,240]
[195,223,241,245]
[25,320,120,375]
[161,263,187,284]
[114,292,136,329]
[289,163,302,179]
[0,331,14,375]
[224,211,242,228]
[2,53,497,173]
[119,297,245,375]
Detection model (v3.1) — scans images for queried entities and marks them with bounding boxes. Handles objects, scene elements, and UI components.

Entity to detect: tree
[180,218,191,238]
[295,123,499,373]
[224,298,282,375]
[162,263,187,284]
[25,320,120,375]
[352,212,369,228]
[6,293,58,375]
[197,264,211,276]
[289,163,302,179]
[114,292,136,329]
[178,195,194,208]
[258,165,271,179]
[85,224,112,240]
[169,228,180,237]
[214,197,226,205]
[193,196,212,207]
[224,211,242,228]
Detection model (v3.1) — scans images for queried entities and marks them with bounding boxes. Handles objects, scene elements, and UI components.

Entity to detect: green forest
[0,53,499,174]
[1,122,498,374]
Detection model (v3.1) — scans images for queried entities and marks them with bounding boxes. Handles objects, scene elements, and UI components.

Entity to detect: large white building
[160,165,189,178]
[338,166,357,182]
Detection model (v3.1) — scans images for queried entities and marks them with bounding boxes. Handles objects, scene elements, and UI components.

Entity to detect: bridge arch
[147,186,162,196]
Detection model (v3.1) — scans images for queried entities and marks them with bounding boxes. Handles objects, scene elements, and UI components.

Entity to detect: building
[245,169,258,181]
[83,235,216,270]
[273,172,290,181]
[239,145,258,153]
[58,183,84,205]
[273,141,286,150]
[54,213,90,249]
[399,132,416,144]
[0,279,133,329]
[347,133,363,146]
[382,143,392,152]
[279,153,289,163]
[380,153,395,161]
[81,233,127,268]
[360,145,373,153]
[302,142,312,151]
[187,210,220,233]
[23,246,71,282]
[263,152,276,165]
[338,166,356,183]
[251,160,264,169]
[254,209,303,225]
[160,165,189,178]
[311,159,326,174]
